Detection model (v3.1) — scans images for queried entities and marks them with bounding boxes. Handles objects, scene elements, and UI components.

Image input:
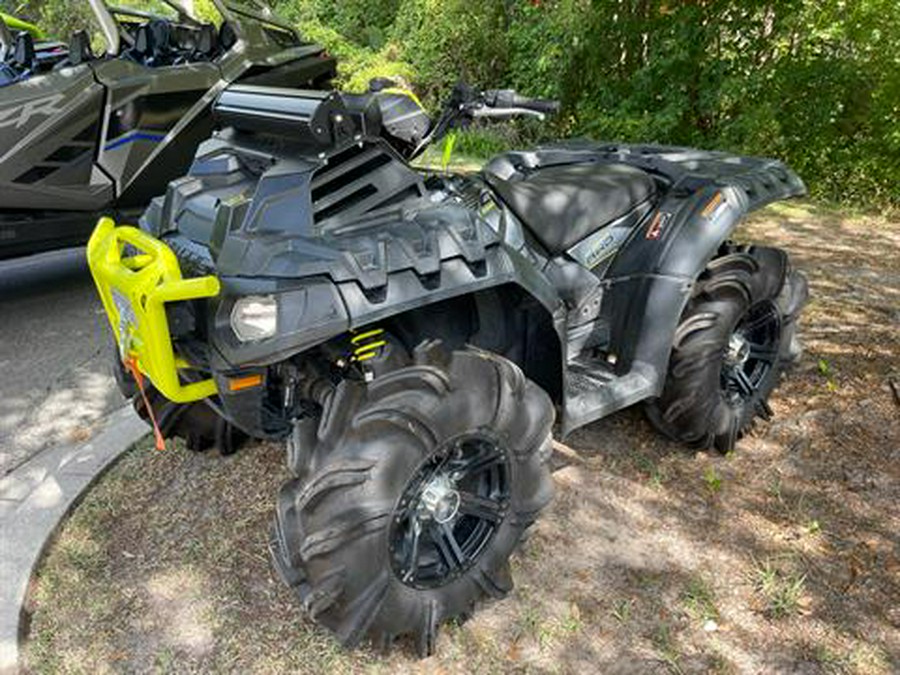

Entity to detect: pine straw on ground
[23,202,899,674]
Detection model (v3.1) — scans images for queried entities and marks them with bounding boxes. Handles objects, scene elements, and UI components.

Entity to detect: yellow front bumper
[87,217,221,403]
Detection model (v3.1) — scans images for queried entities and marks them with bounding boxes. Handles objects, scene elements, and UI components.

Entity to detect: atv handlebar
[482,89,561,116]
[409,83,560,160]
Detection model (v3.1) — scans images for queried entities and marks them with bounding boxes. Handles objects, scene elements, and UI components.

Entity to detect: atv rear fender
[600,183,779,391]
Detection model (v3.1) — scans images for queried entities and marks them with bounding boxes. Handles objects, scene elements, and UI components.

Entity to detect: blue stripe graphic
[104,132,166,151]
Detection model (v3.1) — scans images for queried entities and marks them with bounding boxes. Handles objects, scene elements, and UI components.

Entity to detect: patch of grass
[767,474,783,502]
[751,557,808,619]
[709,651,737,675]
[558,602,584,635]
[652,623,685,675]
[680,577,719,623]
[703,466,723,494]
[513,602,543,642]
[817,357,839,392]
[805,519,822,535]
[801,640,894,675]
[154,647,177,673]
[611,598,633,624]
[845,643,892,674]
[633,452,667,488]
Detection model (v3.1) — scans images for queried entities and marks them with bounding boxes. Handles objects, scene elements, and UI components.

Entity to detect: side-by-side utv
[88,81,808,655]
[0,0,335,259]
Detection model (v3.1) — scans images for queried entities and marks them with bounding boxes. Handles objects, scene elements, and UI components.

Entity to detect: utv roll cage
[0,16,10,61]
[87,0,298,58]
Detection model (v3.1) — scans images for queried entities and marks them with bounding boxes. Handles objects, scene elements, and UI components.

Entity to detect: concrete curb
[0,406,147,674]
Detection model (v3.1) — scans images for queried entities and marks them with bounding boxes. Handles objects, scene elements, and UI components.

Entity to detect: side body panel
[92,59,224,208]
[0,66,111,211]
[140,132,567,372]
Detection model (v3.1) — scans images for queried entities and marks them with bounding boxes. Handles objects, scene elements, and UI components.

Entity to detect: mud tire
[646,244,808,453]
[269,345,555,655]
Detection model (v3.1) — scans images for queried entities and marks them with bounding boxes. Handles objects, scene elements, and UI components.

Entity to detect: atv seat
[488,163,656,255]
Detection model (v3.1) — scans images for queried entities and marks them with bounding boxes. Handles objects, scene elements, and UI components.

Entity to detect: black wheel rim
[389,434,510,589]
[720,301,782,406]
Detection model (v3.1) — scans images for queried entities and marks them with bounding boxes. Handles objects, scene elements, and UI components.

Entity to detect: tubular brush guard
[87,217,220,403]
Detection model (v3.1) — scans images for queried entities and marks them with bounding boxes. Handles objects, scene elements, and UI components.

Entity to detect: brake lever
[471,107,546,122]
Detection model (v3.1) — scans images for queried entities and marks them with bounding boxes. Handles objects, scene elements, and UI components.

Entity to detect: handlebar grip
[484,89,560,115]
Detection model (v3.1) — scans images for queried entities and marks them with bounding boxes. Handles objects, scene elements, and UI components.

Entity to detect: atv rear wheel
[646,245,807,453]
[269,345,555,654]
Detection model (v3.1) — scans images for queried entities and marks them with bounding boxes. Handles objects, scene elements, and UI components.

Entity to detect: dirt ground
[23,201,899,674]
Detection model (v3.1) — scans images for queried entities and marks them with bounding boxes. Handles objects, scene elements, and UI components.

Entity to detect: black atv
[0,0,336,260]
[88,82,808,654]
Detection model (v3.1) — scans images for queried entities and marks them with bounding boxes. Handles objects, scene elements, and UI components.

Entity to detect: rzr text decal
[0,93,66,130]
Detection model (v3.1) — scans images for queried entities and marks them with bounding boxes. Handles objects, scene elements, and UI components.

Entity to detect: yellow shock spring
[350,328,387,362]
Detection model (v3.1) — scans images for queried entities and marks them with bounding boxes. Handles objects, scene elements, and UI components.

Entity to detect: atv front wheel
[647,245,807,453]
[110,346,244,455]
[269,345,555,654]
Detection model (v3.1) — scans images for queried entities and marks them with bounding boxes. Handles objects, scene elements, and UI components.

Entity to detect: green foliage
[293,20,414,93]
[703,466,723,494]
[563,0,900,206]
[26,1,96,40]
[193,0,222,25]
[391,0,509,105]
[23,0,900,207]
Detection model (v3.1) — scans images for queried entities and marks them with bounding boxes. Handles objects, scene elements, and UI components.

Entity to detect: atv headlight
[231,295,278,342]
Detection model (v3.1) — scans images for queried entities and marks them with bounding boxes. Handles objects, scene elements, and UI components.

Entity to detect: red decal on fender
[646,211,672,240]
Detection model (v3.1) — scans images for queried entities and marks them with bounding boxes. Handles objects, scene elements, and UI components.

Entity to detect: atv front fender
[207,242,565,370]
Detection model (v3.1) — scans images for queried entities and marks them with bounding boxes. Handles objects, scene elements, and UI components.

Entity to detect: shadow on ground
[0,249,123,475]
[22,203,899,674]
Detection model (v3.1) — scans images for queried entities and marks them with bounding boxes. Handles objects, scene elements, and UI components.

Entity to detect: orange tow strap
[125,356,167,451]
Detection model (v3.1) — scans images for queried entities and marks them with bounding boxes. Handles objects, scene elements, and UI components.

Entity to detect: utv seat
[68,30,94,65]
[127,21,174,67]
[53,30,93,70]
[219,22,237,52]
[126,24,154,64]
[194,23,218,60]
[148,20,173,63]
[488,163,656,255]
[11,31,35,72]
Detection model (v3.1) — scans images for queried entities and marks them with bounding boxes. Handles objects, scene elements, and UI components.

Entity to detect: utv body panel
[0,1,336,260]
[0,67,111,211]
[92,59,223,207]
[0,14,44,39]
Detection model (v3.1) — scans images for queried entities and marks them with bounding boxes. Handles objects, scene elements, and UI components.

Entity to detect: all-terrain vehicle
[88,81,808,654]
[0,0,336,259]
